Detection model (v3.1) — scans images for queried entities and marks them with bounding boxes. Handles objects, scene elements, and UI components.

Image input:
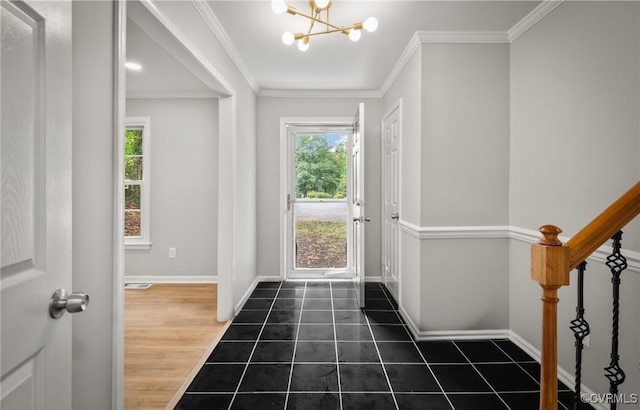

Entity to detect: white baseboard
[508,331,607,410]
[235,276,261,315]
[124,275,217,284]
[257,275,282,282]
[398,304,510,340]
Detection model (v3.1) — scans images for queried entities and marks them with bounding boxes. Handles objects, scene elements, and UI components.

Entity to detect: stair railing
[531,181,640,410]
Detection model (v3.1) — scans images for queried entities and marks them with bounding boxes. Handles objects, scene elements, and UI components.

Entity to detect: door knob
[391,213,399,220]
[49,289,90,319]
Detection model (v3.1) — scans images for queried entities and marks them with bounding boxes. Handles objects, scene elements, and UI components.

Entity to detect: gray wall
[72,2,114,408]
[150,1,259,313]
[420,43,511,332]
[382,48,423,320]
[509,1,640,401]
[125,98,219,280]
[382,42,511,332]
[256,96,383,281]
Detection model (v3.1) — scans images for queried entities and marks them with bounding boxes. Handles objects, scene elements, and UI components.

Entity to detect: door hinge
[287,194,291,211]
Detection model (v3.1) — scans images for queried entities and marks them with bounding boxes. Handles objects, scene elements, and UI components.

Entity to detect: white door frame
[380,99,402,304]
[113,0,235,405]
[284,123,354,279]
[279,117,353,280]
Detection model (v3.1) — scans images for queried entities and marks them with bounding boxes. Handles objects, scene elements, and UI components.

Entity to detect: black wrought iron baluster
[604,231,627,410]
[570,261,590,410]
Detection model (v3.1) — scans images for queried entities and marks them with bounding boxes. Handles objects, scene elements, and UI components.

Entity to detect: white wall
[125,98,218,281]
[510,1,640,403]
[256,96,383,281]
[72,2,114,408]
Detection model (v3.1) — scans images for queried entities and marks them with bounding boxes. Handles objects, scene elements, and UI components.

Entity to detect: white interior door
[351,103,365,307]
[382,105,400,301]
[1,1,74,408]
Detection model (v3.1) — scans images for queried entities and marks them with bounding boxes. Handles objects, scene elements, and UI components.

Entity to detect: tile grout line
[329,282,344,410]
[451,341,512,410]
[227,283,284,410]
[282,281,307,410]
[363,283,400,410]
[376,282,457,410]
[490,340,572,410]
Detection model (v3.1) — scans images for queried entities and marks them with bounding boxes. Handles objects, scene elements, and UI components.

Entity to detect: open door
[1,1,78,408]
[351,103,366,307]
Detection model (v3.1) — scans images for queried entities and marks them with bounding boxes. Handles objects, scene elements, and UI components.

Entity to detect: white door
[382,105,400,300]
[1,1,75,408]
[351,103,366,307]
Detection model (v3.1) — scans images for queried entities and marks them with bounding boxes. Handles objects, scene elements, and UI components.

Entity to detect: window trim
[125,116,151,251]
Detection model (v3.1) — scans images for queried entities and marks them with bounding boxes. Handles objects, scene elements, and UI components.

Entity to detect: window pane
[125,156,143,180]
[125,185,140,210]
[294,202,347,269]
[125,129,143,155]
[295,134,347,199]
[125,210,141,237]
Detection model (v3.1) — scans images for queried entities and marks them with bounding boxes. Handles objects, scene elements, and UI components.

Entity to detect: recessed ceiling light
[125,62,142,71]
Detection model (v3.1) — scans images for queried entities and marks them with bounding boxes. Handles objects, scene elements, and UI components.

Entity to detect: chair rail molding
[397,222,639,273]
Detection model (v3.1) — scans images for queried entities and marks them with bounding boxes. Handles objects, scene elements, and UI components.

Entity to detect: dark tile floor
[176,281,588,410]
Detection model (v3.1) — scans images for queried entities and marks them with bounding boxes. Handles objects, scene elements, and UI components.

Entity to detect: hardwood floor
[124,284,229,410]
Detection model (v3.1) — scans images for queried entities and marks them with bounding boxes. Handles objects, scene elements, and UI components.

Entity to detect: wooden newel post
[531,225,570,410]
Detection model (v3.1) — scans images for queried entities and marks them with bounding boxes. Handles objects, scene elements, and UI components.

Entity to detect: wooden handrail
[566,181,640,270]
[531,180,640,410]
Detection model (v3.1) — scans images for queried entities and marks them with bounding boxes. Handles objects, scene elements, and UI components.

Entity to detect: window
[125,117,151,250]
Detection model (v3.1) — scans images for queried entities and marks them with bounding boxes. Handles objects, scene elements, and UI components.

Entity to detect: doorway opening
[286,125,354,279]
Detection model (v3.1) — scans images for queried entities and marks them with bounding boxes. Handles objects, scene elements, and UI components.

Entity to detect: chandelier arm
[291,9,346,32]
[305,26,355,37]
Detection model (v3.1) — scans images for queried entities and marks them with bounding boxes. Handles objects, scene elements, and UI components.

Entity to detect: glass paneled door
[287,127,353,279]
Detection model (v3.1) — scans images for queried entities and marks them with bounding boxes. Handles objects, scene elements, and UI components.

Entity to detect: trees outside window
[295,134,347,198]
[125,117,151,249]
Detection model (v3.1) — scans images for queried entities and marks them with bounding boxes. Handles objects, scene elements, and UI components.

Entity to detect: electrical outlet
[169,247,177,259]
[584,333,590,349]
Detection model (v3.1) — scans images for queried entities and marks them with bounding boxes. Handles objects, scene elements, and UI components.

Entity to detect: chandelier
[271,0,378,51]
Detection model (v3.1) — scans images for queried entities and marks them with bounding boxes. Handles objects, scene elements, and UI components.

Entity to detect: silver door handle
[49,289,90,319]
[391,213,399,220]
[354,217,372,223]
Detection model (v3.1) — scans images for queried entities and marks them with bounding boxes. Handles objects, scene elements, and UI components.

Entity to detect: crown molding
[190,0,260,94]
[134,0,235,97]
[380,30,509,96]
[416,30,510,44]
[379,32,422,96]
[259,89,383,99]
[508,0,565,42]
[380,2,565,96]
[126,91,221,99]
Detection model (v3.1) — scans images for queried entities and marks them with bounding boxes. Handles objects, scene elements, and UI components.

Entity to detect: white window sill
[125,242,152,251]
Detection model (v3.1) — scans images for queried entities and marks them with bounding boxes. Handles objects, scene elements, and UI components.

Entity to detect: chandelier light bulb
[282,32,295,45]
[349,29,361,42]
[363,17,378,32]
[271,0,287,14]
[314,0,330,9]
[298,38,309,51]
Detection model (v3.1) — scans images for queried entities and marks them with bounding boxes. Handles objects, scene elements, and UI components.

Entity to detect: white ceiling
[206,1,541,92]
[127,17,212,97]
[126,1,543,95]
